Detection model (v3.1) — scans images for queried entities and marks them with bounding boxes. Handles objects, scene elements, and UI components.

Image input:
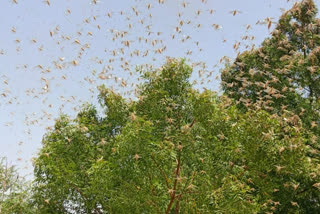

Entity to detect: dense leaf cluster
[222,0,320,157]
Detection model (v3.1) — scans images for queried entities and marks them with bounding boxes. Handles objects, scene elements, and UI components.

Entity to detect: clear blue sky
[0,0,317,176]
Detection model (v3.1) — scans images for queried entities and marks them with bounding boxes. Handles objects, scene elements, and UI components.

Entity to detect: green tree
[221,0,320,156]
[32,59,319,213]
[0,157,35,214]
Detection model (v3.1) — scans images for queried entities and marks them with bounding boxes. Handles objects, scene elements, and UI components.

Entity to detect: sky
[0,0,318,177]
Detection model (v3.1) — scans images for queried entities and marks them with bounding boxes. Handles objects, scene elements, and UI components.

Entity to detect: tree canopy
[221,0,320,156]
[30,59,320,213]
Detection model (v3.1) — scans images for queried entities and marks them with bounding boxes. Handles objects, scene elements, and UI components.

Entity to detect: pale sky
[0,0,316,177]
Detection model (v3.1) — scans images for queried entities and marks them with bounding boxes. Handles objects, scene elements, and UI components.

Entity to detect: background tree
[33,59,320,213]
[221,0,320,160]
[0,157,35,214]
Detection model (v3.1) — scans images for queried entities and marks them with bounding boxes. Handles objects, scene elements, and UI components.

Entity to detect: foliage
[31,59,320,213]
[221,0,320,157]
[0,157,34,214]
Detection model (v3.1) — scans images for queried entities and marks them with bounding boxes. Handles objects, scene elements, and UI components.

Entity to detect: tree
[32,59,320,213]
[0,157,35,214]
[221,0,320,157]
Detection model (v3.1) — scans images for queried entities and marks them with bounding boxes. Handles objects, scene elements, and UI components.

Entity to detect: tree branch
[165,147,181,214]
